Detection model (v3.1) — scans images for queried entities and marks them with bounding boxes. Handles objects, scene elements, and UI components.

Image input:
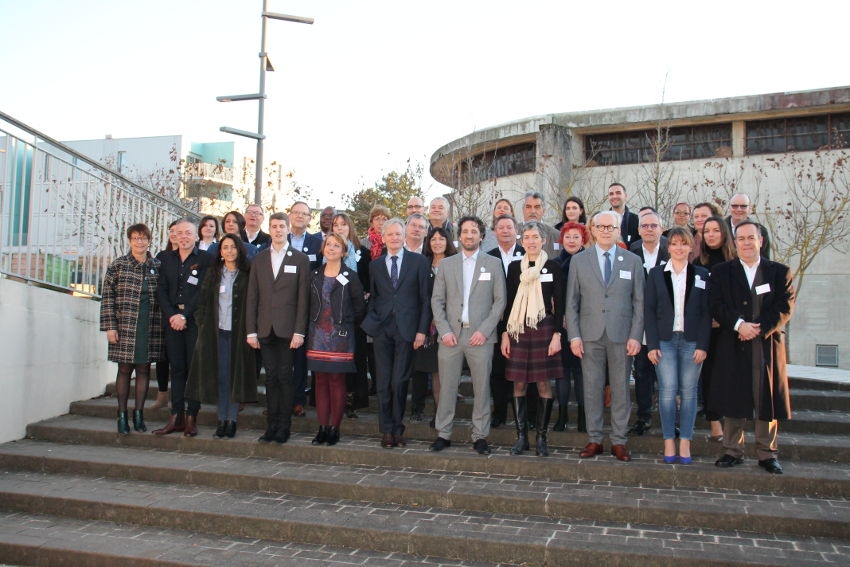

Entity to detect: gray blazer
[565,246,645,343]
[431,252,506,343]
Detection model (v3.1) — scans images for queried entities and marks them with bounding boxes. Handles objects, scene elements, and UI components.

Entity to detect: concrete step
[19,414,850,500]
[67,397,850,464]
[0,466,846,567]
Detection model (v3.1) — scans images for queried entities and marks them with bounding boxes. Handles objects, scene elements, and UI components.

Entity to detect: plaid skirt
[504,316,563,383]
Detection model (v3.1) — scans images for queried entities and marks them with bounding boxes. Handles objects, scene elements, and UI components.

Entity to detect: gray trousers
[580,331,633,446]
[435,328,493,442]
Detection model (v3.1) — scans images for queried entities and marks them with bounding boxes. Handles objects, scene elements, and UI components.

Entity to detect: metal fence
[0,110,199,298]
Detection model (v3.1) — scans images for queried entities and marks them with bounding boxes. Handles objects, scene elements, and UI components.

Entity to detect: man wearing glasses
[566,211,645,462]
[726,194,771,259]
[243,204,271,250]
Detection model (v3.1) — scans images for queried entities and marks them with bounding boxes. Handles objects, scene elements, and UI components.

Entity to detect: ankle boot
[214,420,226,438]
[183,414,198,437]
[553,404,567,432]
[225,420,237,438]
[132,409,146,432]
[153,411,185,435]
[577,404,587,433]
[536,398,554,457]
[326,426,340,446]
[117,411,130,435]
[510,396,529,455]
[312,425,328,445]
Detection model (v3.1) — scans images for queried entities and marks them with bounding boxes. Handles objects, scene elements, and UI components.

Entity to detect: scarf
[367,227,384,260]
[343,241,360,272]
[505,250,548,340]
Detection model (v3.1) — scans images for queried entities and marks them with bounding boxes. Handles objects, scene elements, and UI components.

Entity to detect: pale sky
[2,0,848,205]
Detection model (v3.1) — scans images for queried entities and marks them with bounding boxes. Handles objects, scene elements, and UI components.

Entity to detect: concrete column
[534,124,573,215]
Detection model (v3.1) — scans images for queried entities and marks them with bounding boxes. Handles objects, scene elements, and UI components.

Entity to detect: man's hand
[289,335,304,349]
[169,314,186,331]
[737,322,761,341]
[413,332,426,350]
[626,338,641,357]
[468,331,487,347]
[247,336,260,350]
[442,333,458,347]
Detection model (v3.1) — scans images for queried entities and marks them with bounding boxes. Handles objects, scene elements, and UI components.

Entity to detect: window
[585,124,732,166]
[455,142,536,186]
[746,113,850,155]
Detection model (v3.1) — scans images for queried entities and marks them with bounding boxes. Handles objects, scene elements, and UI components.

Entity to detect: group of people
[100,185,794,474]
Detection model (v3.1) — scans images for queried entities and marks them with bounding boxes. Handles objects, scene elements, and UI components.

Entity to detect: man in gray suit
[566,211,645,461]
[429,216,506,455]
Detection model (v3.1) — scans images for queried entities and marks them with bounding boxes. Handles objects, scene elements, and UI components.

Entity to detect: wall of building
[0,278,112,443]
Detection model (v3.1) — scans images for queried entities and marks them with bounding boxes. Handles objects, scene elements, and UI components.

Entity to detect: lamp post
[217,0,313,206]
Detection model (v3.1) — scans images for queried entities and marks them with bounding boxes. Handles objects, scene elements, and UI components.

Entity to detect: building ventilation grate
[815,344,839,367]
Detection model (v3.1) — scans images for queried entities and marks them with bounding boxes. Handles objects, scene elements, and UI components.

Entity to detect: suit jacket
[431,251,506,344]
[629,237,670,274]
[361,250,431,342]
[243,229,271,251]
[246,246,310,339]
[644,263,711,351]
[619,207,641,246]
[565,246,645,343]
[725,216,771,259]
[289,231,324,270]
[487,244,525,276]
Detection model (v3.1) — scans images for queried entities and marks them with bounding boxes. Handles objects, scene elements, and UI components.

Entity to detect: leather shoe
[274,428,290,444]
[429,437,452,451]
[258,427,276,442]
[715,454,744,468]
[579,442,603,458]
[490,416,504,428]
[473,439,491,455]
[610,444,631,462]
[152,412,185,435]
[393,434,407,447]
[380,433,394,448]
[628,420,650,436]
[758,458,783,474]
[292,405,306,417]
[182,415,198,437]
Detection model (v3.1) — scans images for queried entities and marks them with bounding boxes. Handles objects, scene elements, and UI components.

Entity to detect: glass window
[746,113,850,155]
[455,142,535,186]
[585,124,732,166]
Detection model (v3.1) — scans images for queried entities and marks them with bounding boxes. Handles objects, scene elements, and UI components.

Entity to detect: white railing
[0,110,198,298]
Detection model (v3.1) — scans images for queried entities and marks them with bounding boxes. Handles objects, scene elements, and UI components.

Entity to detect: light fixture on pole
[216,0,313,206]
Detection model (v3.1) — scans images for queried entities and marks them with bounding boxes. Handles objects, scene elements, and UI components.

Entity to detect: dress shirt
[461,249,479,323]
[497,244,520,275]
[270,242,290,279]
[596,244,617,280]
[664,262,687,332]
[218,268,237,331]
[246,230,261,243]
[289,231,306,253]
[642,244,659,271]
[741,258,761,288]
[385,248,405,276]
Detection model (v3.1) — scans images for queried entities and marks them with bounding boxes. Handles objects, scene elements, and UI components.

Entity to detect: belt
[461,322,471,328]
[177,304,186,310]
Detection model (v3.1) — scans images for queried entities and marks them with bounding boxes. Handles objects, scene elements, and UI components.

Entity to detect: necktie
[603,251,612,285]
[390,255,399,288]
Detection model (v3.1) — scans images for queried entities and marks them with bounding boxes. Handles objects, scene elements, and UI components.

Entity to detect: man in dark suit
[242,204,271,250]
[154,218,211,436]
[607,182,640,246]
[487,214,524,427]
[246,212,310,444]
[361,218,431,448]
[287,201,323,417]
[627,210,669,435]
[566,211,645,462]
[709,221,794,474]
[726,193,771,259]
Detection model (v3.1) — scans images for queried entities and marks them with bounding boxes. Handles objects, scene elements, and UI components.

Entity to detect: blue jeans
[217,331,239,422]
[656,333,702,441]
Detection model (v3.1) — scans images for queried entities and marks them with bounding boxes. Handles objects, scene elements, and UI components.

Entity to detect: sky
[2,0,848,206]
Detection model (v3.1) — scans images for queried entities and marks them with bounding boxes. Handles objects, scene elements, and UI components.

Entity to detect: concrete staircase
[1,373,849,566]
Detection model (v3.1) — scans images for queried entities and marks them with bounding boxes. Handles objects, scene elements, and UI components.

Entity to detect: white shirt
[740,258,761,288]
[385,248,404,277]
[642,244,659,272]
[270,242,290,279]
[595,244,616,280]
[665,262,687,333]
[497,244,521,275]
[461,250,479,324]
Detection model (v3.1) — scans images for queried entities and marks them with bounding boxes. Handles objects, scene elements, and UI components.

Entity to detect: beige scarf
[506,251,548,340]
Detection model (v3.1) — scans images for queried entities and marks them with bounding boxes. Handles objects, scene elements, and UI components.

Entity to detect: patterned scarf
[367,227,384,260]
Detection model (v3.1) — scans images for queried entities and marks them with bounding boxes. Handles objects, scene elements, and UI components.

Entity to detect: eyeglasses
[639,224,660,230]
[130,236,149,242]
[673,210,690,216]
[730,204,749,209]
[595,225,617,232]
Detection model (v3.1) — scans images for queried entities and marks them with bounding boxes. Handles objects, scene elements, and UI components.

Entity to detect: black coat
[644,264,711,352]
[708,259,794,420]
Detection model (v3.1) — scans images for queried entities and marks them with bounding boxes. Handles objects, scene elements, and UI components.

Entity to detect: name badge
[336,274,349,285]
[219,285,226,293]
[308,254,317,262]
[694,277,706,290]
[619,270,632,280]
[479,272,491,281]
[187,276,199,285]
[284,265,297,274]
[553,243,561,250]
[755,283,771,295]
[540,273,553,283]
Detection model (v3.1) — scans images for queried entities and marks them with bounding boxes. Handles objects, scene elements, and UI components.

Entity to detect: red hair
[559,221,589,245]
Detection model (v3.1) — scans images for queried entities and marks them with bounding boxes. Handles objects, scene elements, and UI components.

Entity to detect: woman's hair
[560,196,587,225]
[699,215,736,264]
[212,233,250,279]
[521,220,547,243]
[490,198,515,227]
[126,223,151,242]
[198,215,220,241]
[322,232,348,256]
[693,201,722,217]
[332,212,361,248]
[666,226,694,248]
[423,226,458,260]
[559,221,589,245]
[369,205,391,223]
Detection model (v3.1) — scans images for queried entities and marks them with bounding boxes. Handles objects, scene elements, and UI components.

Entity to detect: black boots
[326,426,340,446]
[510,396,529,455]
[215,421,227,438]
[312,425,329,445]
[132,409,146,432]
[117,411,130,435]
[553,404,567,432]
[536,398,554,457]
[577,403,587,433]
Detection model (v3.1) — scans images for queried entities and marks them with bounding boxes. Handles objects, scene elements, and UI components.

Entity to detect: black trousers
[373,325,414,436]
[164,324,201,416]
[260,333,295,433]
[632,345,656,422]
[490,344,512,421]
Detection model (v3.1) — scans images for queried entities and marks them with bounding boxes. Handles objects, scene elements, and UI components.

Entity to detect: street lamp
[217,1,313,206]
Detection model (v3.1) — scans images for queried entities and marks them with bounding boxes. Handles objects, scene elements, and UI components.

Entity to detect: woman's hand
[648,349,661,365]
[547,334,562,357]
[500,332,511,358]
[106,330,118,344]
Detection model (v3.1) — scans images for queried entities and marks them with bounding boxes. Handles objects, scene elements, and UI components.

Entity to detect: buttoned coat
[565,247,645,343]
[708,258,794,420]
[629,237,670,274]
[361,251,431,342]
[644,263,711,352]
[246,246,311,340]
[431,252,506,344]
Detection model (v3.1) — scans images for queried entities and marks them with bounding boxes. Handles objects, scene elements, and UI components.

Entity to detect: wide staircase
[1,371,849,566]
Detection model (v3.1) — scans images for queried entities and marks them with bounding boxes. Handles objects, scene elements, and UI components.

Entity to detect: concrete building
[430,86,850,369]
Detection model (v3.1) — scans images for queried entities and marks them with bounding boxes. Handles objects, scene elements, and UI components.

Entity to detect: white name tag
[619,270,632,280]
[284,265,297,273]
[308,254,317,262]
[336,274,349,285]
[219,285,226,293]
[187,276,199,286]
[479,272,491,281]
[694,278,706,290]
[553,243,561,250]
[755,283,771,295]
[540,273,553,283]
